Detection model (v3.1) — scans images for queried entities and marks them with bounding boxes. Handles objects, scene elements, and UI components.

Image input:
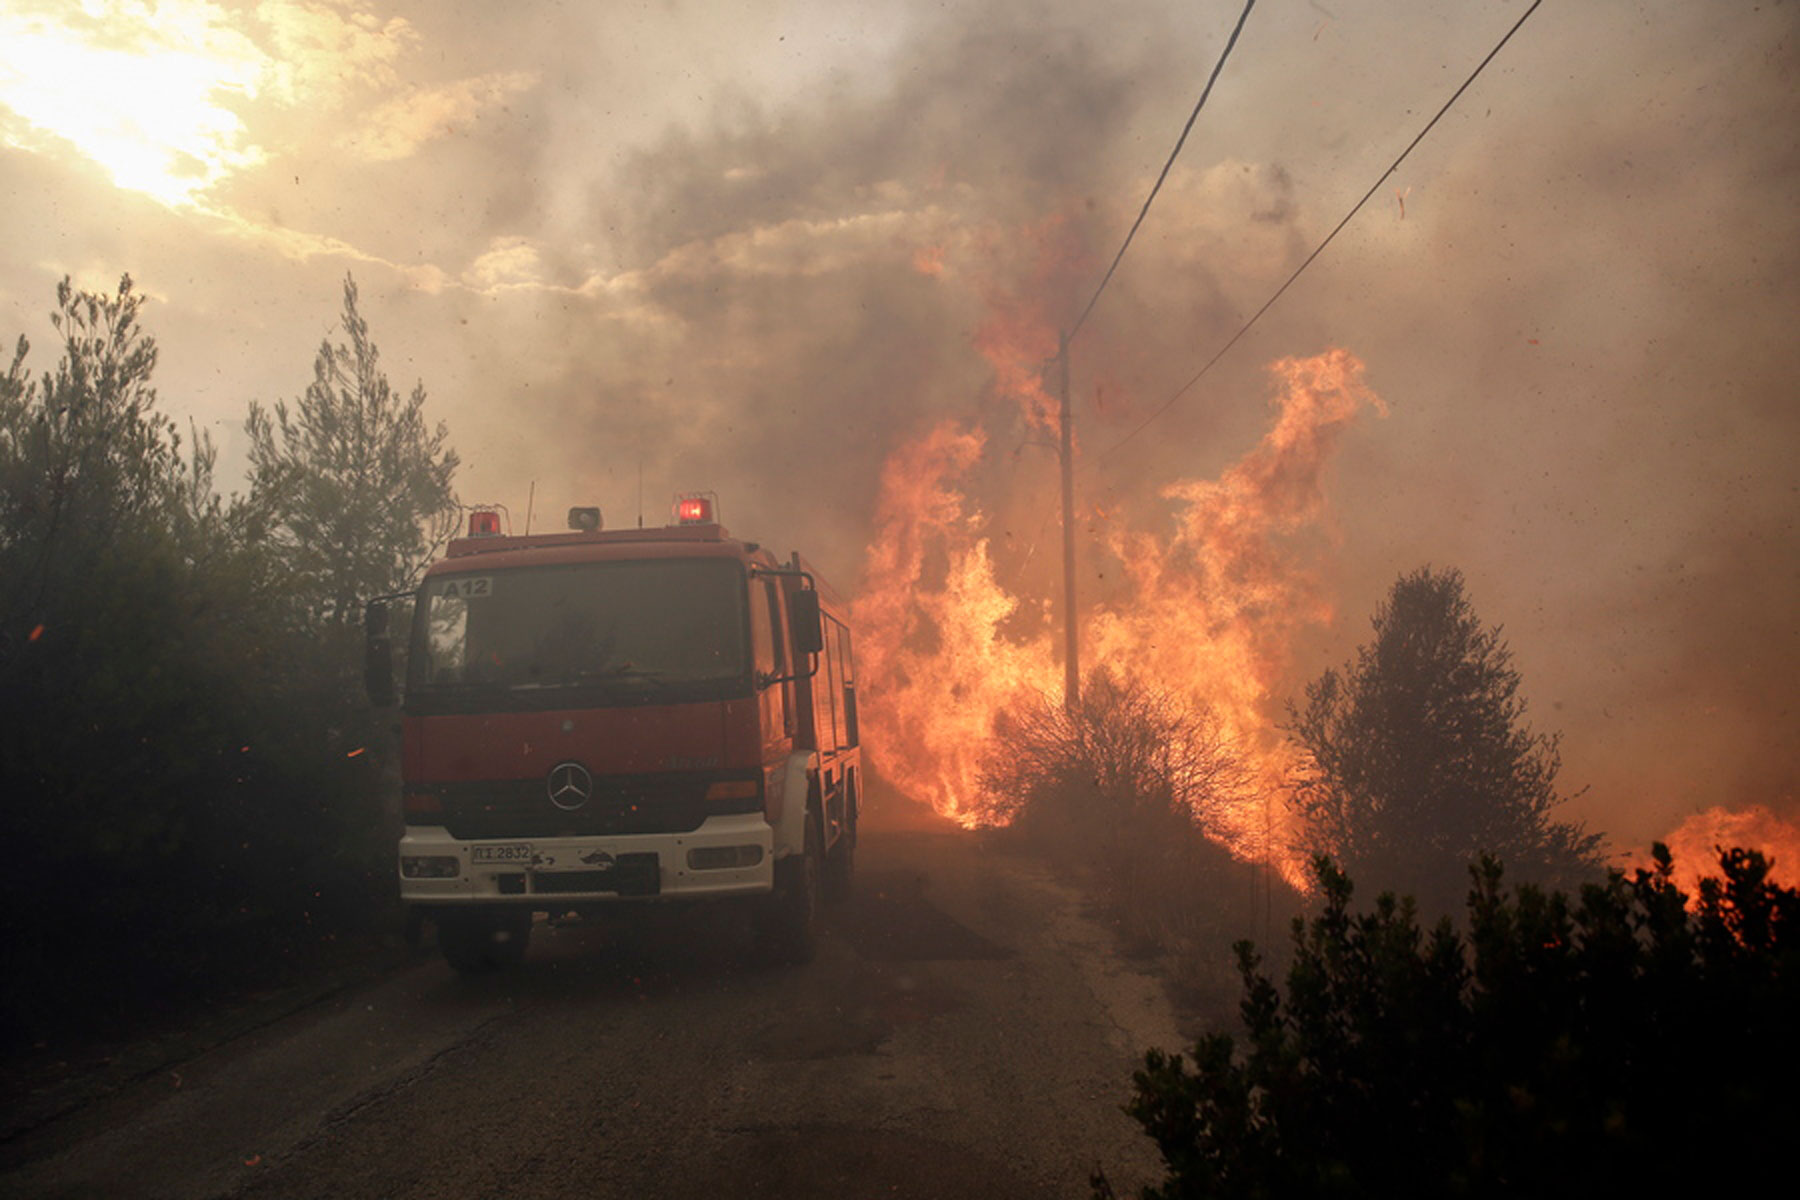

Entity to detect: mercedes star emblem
[547,761,593,811]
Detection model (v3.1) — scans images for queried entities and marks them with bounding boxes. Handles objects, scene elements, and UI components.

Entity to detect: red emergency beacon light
[673,492,718,525]
[467,508,503,537]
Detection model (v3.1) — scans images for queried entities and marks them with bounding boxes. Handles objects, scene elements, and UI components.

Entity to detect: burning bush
[981,668,1251,848]
[1097,845,1798,1198]
[980,670,1289,1004]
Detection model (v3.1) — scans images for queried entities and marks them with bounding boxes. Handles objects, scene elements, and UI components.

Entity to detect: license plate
[471,843,533,864]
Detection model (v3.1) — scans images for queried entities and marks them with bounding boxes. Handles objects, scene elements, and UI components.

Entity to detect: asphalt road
[2,810,1184,1199]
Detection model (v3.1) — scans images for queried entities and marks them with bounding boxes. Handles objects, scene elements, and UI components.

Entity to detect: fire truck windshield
[406,558,749,711]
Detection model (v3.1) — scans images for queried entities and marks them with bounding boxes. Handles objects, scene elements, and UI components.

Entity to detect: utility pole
[1058,330,1079,711]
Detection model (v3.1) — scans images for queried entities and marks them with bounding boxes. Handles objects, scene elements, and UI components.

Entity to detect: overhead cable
[1100,0,1545,458]
[1067,0,1258,344]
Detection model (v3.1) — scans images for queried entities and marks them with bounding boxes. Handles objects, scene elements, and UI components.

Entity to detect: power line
[1053,0,1259,709]
[1100,0,1545,459]
[1067,0,1258,344]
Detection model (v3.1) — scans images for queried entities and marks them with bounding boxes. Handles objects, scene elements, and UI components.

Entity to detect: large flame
[851,330,1382,880]
[1647,805,1800,894]
[851,422,1058,825]
[1088,349,1383,861]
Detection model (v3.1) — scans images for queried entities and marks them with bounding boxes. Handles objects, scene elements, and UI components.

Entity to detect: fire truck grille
[426,774,758,840]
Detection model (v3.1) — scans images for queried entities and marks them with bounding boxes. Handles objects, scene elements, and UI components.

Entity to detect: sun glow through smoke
[0,2,272,206]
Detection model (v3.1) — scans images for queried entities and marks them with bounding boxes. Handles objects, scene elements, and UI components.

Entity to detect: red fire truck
[364,494,860,971]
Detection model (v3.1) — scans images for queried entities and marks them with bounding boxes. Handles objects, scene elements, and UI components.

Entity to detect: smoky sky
[0,0,1793,852]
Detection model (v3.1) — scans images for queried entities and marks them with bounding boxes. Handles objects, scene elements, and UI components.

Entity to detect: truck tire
[754,814,821,965]
[439,911,532,974]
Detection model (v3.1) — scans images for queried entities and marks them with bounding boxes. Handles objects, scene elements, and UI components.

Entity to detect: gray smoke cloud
[369,0,1800,851]
[0,0,1791,853]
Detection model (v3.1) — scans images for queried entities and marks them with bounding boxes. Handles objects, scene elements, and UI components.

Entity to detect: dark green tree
[0,277,190,605]
[247,273,458,635]
[0,277,222,835]
[1097,848,1797,1198]
[1288,567,1603,912]
[0,278,281,1037]
[0,276,427,1046]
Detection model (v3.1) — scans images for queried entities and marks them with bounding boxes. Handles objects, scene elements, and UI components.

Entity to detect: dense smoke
[0,0,1792,852]
[451,1,1795,852]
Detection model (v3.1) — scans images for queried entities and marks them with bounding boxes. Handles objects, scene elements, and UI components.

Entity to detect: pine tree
[247,274,458,634]
[1289,567,1603,912]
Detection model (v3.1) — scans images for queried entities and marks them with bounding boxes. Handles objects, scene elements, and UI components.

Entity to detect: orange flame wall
[1647,805,1800,895]
[850,347,1384,873]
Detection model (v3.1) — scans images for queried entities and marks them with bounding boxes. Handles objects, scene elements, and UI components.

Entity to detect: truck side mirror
[790,589,824,656]
[365,599,396,708]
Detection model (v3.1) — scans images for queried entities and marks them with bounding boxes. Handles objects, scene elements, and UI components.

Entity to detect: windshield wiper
[576,664,669,684]
[421,678,507,694]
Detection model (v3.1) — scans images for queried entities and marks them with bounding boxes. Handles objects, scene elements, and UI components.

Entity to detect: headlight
[687,845,765,870]
[400,855,460,879]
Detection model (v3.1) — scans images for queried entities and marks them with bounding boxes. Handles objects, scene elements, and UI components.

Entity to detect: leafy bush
[1097,846,1797,1197]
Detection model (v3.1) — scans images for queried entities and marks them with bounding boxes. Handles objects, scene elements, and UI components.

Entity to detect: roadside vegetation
[999,571,1787,1193]
[1095,845,1796,1197]
[980,670,1302,1019]
[0,274,457,1049]
[981,568,1608,1020]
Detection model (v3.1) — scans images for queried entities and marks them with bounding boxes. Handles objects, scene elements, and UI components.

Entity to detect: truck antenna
[637,459,645,528]
[525,481,536,535]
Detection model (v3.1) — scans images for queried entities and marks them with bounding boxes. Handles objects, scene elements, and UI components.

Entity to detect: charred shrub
[981,671,1289,1004]
[1098,846,1798,1197]
[982,669,1249,845]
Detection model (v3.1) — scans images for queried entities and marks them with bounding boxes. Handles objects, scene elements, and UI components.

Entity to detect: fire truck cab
[365,495,860,970]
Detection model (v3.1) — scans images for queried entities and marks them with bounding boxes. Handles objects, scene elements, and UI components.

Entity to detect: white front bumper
[398,813,775,907]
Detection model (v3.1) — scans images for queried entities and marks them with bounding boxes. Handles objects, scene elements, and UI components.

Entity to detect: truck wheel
[754,815,821,965]
[823,808,856,904]
[439,911,532,974]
